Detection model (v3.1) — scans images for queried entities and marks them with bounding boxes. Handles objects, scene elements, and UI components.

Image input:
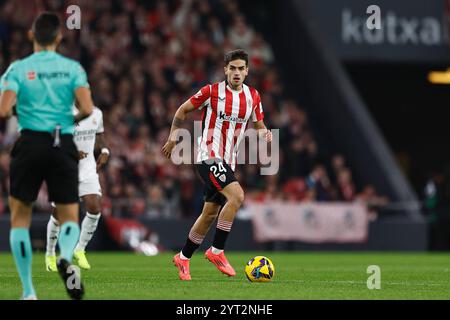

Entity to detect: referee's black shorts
[9,129,79,203]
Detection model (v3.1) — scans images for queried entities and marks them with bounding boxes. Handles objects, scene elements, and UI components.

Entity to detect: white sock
[179,251,189,260]
[46,215,60,256]
[75,212,101,252]
[211,246,223,255]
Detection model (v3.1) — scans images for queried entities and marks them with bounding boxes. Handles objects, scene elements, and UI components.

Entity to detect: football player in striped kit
[163,49,272,280]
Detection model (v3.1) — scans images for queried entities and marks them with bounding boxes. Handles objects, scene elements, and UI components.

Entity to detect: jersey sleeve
[251,90,264,122]
[0,62,20,94]
[72,63,90,91]
[96,109,104,133]
[189,84,211,110]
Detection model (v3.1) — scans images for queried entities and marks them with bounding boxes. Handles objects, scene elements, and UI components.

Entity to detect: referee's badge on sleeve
[27,71,36,80]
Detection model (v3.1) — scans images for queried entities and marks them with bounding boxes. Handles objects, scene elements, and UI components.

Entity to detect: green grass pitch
[1,252,450,300]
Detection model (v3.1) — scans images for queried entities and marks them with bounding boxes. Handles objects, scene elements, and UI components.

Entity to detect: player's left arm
[95,132,109,171]
[94,110,109,171]
[251,90,272,142]
[95,133,109,171]
[253,120,272,142]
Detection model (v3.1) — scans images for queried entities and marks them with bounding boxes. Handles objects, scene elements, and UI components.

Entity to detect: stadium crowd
[0,0,388,218]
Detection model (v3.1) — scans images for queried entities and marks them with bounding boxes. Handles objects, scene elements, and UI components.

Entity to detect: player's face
[224,59,248,88]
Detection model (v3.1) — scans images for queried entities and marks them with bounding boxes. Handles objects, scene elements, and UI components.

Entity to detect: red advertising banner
[249,202,369,243]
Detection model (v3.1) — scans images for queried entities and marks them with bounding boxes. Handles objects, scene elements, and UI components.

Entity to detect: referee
[0,12,93,300]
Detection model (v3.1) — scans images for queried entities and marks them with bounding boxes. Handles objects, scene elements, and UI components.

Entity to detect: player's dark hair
[224,49,249,66]
[32,12,61,46]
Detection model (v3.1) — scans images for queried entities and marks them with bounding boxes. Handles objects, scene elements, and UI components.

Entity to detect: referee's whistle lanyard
[52,125,62,148]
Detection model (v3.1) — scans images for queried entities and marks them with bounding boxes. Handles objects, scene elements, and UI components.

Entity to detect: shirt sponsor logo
[219,111,246,123]
[74,129,97,136]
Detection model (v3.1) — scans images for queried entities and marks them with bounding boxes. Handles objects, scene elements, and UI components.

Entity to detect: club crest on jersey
[194,91,202,99]
[93,118,97,125]
[219,174,226,182]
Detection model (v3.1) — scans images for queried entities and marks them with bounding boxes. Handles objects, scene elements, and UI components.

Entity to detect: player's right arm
[94,110,110,171]
[162,99,196,158]
[162,84,211,159]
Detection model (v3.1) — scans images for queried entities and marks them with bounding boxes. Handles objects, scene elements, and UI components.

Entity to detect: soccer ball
[244,256,275,282]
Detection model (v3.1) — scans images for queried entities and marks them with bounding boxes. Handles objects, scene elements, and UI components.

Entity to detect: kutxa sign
[303,0,450,62]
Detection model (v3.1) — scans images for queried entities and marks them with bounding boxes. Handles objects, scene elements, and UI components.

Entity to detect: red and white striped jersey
[190,80,264,170]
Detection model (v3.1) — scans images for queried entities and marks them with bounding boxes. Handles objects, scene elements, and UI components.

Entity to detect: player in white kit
[45,106,110,271]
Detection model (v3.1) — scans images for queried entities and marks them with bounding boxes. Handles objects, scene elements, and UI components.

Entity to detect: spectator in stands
[0,0,388,218]
[329,153,344,178]
[336,168,356,201]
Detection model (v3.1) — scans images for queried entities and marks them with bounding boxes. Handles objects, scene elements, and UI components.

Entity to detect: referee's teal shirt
[0,51,89,134]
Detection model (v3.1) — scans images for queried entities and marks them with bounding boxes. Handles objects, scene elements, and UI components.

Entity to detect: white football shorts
[51,174,102,207]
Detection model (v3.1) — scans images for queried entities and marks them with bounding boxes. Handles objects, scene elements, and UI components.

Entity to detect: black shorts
[10,130,79,203]
[195,159,237,206]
